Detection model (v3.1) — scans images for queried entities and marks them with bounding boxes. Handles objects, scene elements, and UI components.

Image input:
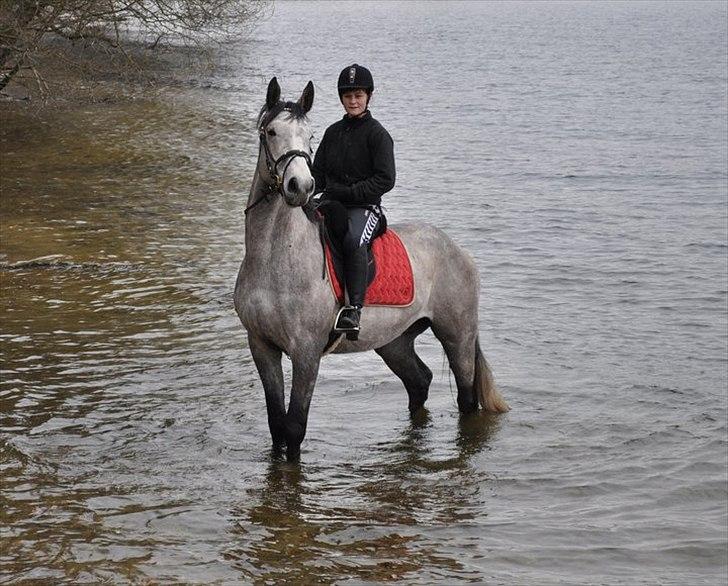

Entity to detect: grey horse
[234,78,509,461]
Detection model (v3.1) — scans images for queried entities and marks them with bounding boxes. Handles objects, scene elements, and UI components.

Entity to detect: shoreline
[0,36,237,111]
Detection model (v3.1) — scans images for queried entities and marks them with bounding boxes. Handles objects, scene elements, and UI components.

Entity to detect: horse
[234,77,509,461]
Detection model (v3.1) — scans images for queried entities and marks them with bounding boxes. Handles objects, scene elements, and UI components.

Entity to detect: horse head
[256,77,315,207]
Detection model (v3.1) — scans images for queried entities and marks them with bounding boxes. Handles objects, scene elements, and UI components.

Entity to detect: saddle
[314,200,415,308]
[324,231,415,307]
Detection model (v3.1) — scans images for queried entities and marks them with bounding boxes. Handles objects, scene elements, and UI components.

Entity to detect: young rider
[312,63,396,335]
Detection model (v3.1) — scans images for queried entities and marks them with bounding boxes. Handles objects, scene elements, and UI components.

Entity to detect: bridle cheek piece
[245,109,313,215]
[260,125,312,190]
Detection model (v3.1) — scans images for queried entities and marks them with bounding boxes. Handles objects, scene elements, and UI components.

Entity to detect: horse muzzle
[283,175,315,207]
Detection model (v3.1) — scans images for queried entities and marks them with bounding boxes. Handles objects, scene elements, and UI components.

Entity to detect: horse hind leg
[431,321,478,413]
[375,318,433,414]
[431,321,510,414]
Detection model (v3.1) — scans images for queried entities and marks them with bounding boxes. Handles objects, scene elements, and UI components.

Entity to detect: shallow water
[1,1,727,584]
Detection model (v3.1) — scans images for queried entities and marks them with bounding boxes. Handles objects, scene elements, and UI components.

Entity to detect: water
[1,1,726,583]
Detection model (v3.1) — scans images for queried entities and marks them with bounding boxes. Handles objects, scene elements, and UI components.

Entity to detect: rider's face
[341,89,369,117]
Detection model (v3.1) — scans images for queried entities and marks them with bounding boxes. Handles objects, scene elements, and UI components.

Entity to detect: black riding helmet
[337,63,374,99]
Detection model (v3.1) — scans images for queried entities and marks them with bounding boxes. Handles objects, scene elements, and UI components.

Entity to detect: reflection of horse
[226,412,501,582]
[234,78,509,460]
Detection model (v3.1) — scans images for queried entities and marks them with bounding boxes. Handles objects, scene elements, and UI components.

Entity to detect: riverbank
[0,34,244,111]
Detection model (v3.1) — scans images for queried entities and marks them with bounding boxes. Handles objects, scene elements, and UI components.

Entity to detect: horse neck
[244,169,319,270]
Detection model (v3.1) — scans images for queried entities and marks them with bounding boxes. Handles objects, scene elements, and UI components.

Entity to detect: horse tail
[474,338,510,413]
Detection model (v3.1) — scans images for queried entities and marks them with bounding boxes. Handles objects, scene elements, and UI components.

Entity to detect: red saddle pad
[325,229,415,307]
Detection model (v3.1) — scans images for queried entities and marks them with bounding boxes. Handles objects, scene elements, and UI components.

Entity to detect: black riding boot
[337,246,368,336]
[344,245,368,308]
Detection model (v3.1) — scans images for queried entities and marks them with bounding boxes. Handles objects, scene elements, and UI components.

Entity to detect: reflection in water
[227,411,501,583]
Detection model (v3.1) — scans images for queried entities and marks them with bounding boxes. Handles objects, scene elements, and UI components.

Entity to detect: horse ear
[298,81,314,113]
[266,77,281,109]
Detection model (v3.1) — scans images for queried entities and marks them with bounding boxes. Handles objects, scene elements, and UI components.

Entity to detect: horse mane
[257,101,308,128]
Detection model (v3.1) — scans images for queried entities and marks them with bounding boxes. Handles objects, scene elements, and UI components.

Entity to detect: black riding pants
[342,206,381,307]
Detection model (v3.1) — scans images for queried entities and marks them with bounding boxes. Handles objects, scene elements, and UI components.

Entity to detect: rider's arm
[346,128,395,205]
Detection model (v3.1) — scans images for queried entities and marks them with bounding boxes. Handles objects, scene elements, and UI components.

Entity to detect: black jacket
[312,111,395,207]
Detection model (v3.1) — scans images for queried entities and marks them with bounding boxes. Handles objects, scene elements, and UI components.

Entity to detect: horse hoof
[286,442,302,461]
[408,390,428,414]
[457,396,479,414]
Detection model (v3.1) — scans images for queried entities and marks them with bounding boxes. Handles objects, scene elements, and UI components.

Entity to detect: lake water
[1,1,726,584]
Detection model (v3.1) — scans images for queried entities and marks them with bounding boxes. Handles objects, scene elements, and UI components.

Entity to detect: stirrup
[334,305,360,341]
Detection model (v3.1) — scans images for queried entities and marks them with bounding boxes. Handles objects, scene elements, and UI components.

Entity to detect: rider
[312,63,396,334]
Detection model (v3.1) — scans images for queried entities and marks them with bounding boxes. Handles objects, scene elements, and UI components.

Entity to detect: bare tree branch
[0,0,267,95]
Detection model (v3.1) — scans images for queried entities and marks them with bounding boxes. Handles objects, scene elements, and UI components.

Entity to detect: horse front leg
[285,350,321,461]
[248,334,286,451]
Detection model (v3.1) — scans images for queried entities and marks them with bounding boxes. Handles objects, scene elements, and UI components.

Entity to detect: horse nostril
[306,179,314,195]
[288,177,299,193]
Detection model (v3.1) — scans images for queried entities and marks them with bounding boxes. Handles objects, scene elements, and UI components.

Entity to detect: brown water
[2,2,727,584]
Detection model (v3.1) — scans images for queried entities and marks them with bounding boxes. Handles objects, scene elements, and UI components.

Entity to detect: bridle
[245,107,313,215]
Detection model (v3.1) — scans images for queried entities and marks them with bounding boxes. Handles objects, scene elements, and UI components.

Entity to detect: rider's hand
[325,181,350,202]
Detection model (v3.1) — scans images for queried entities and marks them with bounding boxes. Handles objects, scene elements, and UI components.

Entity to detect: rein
[245,109,312,215]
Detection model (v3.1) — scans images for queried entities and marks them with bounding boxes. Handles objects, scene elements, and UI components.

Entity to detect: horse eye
[267,129,276,137]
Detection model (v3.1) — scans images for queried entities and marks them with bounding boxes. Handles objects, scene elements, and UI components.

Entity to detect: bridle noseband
[245,108,312,215]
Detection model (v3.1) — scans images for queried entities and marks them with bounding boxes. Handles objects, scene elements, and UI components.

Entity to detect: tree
[0,0,266,93]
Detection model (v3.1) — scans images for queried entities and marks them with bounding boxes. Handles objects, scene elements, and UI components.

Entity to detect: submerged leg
[285,351,322,461]
[375,319,433,414]
[432,321,509,414]
[249,334,286,449]
[431,320,479,414]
